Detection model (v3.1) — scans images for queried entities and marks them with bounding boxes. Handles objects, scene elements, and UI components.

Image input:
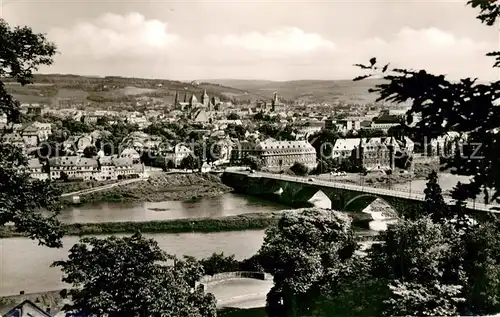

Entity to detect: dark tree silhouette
[53,233,216,317]
[354,1,500,206]
[0,19,63,247]
[421,171,451,222]
[83,145,97,158]
[290,162,309,176]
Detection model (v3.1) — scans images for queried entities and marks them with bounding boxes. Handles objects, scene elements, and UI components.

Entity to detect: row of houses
[27,156,145,181]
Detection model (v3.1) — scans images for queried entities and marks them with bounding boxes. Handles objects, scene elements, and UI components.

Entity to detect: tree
[0,19,63,247]
[53,232,217,317]
[258,208,357,316]
[354,1,500,204]
[180,154,198,170]
[227,112,240,120]
[369,217,465,316]
[243,155,262,171]
[83,145,97,158]
[200,252,240,276]
[290,162,309,176]
[421,171,451,222]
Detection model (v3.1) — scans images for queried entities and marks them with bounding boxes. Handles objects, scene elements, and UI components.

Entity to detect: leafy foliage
[258,208,357,316]
[383,281,464,316]
[370,217,466,316]
[421,171,451,222]
[200,252,240,276]
[290,162,309,176]
[180,154,198,170]
[53,232,216,317]
[0,19,63,247]
[244,155,263,171]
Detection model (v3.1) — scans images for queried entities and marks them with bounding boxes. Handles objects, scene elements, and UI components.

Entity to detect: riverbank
[60,173,232,207]
[0,211,374,238]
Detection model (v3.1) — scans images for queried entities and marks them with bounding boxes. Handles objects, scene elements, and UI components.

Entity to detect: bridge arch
[343,194,397,215]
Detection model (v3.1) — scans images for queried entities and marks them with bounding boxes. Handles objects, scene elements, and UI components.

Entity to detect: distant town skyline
[2,0,499,81]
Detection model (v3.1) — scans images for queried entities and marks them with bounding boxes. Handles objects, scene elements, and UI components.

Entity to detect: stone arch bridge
[221,171,495,216]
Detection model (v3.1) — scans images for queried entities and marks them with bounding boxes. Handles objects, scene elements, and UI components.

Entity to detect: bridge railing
[230,171,496,211]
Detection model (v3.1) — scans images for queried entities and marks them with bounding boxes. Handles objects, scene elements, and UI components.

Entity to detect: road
[60,178,145,197]
[228,170,498,213]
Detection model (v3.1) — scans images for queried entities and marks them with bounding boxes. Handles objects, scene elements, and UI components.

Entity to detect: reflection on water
[57,193,288,224]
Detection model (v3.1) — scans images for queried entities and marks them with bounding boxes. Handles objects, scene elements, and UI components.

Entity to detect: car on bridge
[308,177,315,182]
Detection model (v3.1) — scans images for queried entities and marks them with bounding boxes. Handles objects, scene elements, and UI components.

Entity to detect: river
[57,193,287,224]
[3,173,468,297]
[0,230,267,296]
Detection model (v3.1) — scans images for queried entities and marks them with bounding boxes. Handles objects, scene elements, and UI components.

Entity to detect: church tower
[189,94,198,108]
[201,89,209,107]
[272,92,279,112]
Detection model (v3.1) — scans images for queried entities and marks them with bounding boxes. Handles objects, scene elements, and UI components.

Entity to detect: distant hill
[3,74,385,106]
[198,79,385,104]
[3,74,263,106]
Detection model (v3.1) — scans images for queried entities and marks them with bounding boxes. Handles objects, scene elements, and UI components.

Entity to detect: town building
[368,122,400,132]
[32,122,52,141]
[231,139,317,170]
[175,90,219,122]
[27,158,49,181]
[163,144,192,168]
[354,138,395,171]
[120,148,141,163]
[48,156,99,181]
[257,139,317,170]
[324,117,361,133]
[331,137,412,171]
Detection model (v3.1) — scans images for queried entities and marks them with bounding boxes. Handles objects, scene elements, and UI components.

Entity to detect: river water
[57,193,287,224]
[1,174,469,297]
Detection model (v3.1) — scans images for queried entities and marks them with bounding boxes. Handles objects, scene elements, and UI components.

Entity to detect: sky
[2,0,499,81]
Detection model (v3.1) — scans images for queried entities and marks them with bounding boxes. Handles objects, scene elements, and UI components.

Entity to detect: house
[97,156,117,181]
[27,159,48,181]
[32,122,52,142]
[3,299,53,317]
[120,148,141,163]
[200,161,211,173]
[113,157,139,179]
[20,124,39,147]
[163,144,192,168]
[48,156,99,181]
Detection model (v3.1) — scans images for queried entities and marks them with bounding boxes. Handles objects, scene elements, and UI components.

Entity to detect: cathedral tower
[201,89,209,107]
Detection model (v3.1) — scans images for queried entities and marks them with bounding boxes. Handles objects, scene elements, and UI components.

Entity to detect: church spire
[201,89,209,107]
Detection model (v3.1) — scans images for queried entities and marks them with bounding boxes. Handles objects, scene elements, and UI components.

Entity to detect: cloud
[205,27,336,55]
[345,27,496,80]
[48,13,179,58]
[45,16,497,81]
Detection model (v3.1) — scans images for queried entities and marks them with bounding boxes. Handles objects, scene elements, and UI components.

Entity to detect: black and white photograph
[0,0,499,316]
